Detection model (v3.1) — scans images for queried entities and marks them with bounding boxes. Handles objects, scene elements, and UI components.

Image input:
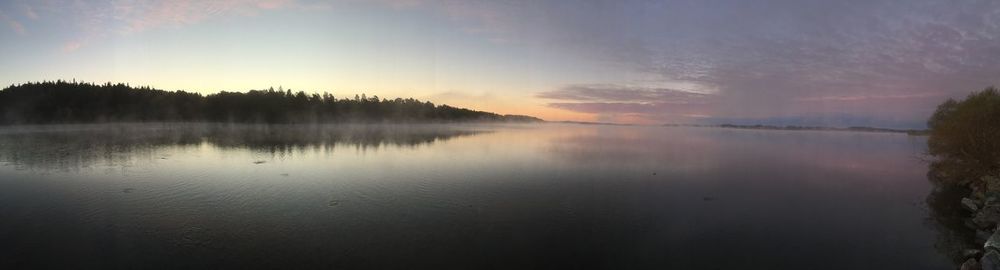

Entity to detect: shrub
[927,87,1000,188]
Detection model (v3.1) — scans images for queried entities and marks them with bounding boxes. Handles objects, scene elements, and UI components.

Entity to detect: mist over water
[0,123,947,269]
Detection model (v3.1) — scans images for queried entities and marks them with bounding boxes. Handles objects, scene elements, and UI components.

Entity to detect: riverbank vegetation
[925,86,1000,268]
[927,86,1000,189]
[0,81,542,124]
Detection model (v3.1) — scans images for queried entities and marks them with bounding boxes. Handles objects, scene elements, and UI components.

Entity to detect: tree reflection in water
[926,162,978,265]
[0,123,489,171]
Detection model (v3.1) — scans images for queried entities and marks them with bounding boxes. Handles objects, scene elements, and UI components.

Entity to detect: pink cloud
[61,41,83,52]
[256,0,294,9]
[59,0,312,52]
[537,84,719,123]
[119,0,265,34]
[0,9,26,35]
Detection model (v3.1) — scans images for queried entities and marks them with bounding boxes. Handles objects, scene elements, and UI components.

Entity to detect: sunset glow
[2,0,999,127]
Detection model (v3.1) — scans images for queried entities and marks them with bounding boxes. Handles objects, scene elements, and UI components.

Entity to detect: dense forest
[0,81,542,124]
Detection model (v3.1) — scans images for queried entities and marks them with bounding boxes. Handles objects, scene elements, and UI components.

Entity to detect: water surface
[0,123,946,269]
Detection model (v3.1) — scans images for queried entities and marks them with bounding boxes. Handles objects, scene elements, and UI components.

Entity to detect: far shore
[663,123,928,135]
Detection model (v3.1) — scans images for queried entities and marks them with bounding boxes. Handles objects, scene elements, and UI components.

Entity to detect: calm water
[0,123,947,269]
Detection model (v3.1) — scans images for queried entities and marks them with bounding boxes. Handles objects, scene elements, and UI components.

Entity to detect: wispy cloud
[22,4,37,19]
[114,0,298,34]
[61,40,83,52]
[363,0,532,41]
[0,9,26,35]
[537,84,716,123]
[55,0,320,52]
[795,92,944,102]
[377,0,1000,126]
[15,2,38,20]
[538,84,710,104]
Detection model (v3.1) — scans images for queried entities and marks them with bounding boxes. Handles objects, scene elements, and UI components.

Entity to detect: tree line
[0,80,542,124]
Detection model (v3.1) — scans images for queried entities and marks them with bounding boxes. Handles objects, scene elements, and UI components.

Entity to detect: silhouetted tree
[0,81,542,125]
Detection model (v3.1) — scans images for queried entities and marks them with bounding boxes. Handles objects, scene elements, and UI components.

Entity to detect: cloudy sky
[1,0,999,128]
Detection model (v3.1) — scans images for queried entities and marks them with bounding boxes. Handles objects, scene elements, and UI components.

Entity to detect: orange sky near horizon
[3,0,999,128]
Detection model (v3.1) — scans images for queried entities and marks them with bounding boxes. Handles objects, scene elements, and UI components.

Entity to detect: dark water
[0,123,948,269]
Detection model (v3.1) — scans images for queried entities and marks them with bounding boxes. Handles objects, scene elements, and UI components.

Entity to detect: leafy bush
[928,86,1000,187]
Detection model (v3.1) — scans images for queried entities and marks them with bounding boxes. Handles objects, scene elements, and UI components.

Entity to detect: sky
[1,0,999,128]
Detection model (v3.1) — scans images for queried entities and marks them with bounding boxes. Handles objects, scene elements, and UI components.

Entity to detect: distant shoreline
[665,123,929,135]
[548,120,928,135]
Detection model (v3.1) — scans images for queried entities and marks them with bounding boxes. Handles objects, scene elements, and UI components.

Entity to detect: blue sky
[2,0,999,128]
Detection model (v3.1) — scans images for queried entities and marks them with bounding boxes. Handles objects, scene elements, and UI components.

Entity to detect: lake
[0,123,949,269]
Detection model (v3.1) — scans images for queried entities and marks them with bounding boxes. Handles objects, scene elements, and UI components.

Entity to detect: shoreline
[664,123,928,135]
[939,173,1000,270]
